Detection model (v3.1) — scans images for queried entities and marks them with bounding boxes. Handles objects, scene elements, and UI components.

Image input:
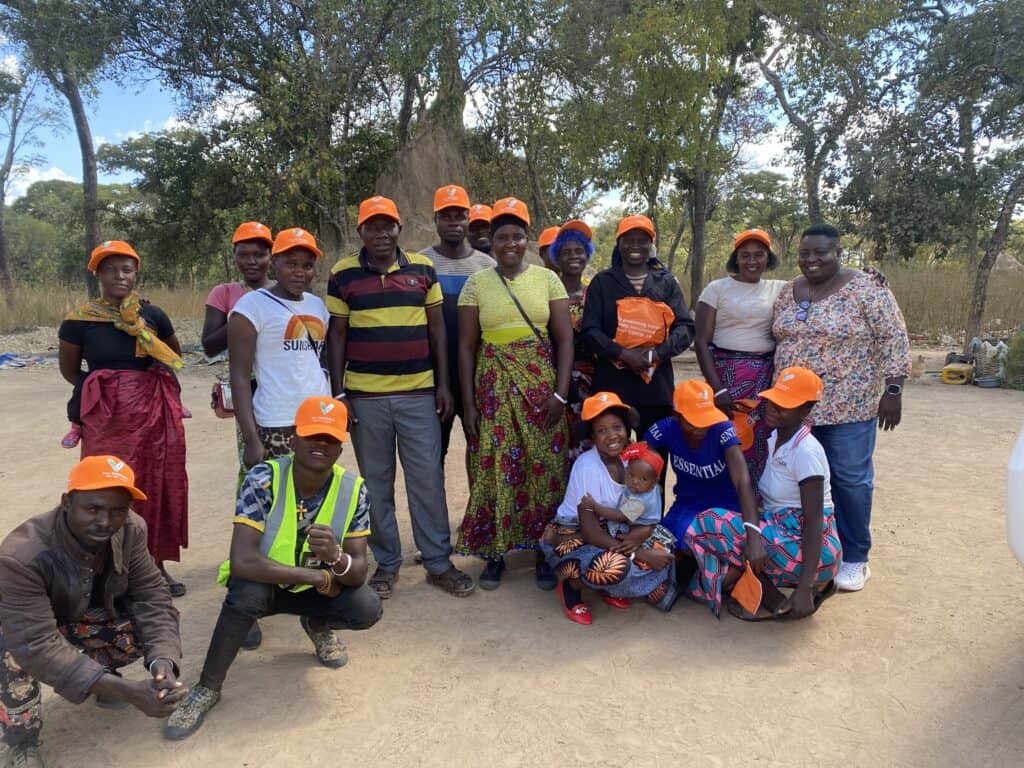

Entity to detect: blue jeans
[812,419,876,563]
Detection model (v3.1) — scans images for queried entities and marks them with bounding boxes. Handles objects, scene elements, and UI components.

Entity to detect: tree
[0,1,124,295]
[756,1,901,222]
[721,170,806,262]
[0,64,60,304]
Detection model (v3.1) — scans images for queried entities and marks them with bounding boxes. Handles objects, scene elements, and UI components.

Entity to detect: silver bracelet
[333,392,347,400]
[742,521,762,537]
[330,552,353,577]
[714,388,729,398]
[552,392,568,405]
[147,657,174,674]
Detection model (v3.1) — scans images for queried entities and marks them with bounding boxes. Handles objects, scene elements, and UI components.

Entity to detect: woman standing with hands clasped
[694,228,786,482]
[456,198,574,591]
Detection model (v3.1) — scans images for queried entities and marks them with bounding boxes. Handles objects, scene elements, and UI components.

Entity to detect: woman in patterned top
[771,223,911,593]
[551,219,596,463]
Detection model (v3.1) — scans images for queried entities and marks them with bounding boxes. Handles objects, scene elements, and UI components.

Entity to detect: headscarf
[65,293,184,371]
[549,228,594,264]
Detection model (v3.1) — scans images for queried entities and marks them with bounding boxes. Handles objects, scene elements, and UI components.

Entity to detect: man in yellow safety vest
[165,396,381,740]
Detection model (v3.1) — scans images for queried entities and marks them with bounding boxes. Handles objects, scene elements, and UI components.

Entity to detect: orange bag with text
[612,297,675,349]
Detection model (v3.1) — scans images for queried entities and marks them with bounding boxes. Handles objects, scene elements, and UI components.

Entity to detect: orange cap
[733,228,772,252]
[433,184,470,212]
[758,367,824,409]
[616,214,656,241]
[232,221,273,246]
[581,391,628,422]
[357,195,401,227]
[492,197,531,227]
[272,227,322,259]
[294,396,349,443]
[561,219,593,240]
[538,226,560,247]
[673,380,729,428]
[88,240,140,273]
[67,455,147,500]
[469,203,492,224]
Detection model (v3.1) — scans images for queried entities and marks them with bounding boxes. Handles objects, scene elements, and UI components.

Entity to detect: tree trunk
[688,168,709,307]
[52,66,99,297]
[962,171,1024,353]
[804,140,822,223]
[957,101,980,268]
[665,209,688,274]
[0,203,13,310]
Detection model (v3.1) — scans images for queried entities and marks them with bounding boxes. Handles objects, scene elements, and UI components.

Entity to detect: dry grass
[0,284,210,334]
[2,264,1022,340]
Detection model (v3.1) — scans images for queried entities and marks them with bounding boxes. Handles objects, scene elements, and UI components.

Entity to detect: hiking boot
[300,616,348,669]
[478,556,505,590]
[164,685,221,741]
[8,742,43,768]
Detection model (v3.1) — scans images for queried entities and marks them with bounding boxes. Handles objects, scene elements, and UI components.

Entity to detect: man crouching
[0,456,185,767]
[165,396,381,740]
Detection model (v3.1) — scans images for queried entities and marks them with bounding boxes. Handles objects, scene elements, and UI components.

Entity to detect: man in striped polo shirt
[326,195,475,600]
[420,185,495,467]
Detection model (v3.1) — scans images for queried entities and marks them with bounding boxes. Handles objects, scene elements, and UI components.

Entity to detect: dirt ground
[1,351,1023,768]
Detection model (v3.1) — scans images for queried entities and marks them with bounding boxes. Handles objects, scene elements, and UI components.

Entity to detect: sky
[14,74,794,205]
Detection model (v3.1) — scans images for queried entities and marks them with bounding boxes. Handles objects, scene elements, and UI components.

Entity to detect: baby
[607,442,664,540]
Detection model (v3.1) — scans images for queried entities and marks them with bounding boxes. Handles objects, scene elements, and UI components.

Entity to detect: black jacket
[580,258,694,408]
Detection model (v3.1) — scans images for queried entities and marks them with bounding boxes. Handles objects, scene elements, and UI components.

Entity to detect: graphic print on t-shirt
[284,315,326,354]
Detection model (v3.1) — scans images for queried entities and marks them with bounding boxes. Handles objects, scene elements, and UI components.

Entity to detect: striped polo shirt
[326,248,443,395]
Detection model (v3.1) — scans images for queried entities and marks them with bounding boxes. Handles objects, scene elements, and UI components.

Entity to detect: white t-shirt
[230,289,330,427]
[758,426,833,510]
[698,277,787,354]
[554,447,625,527]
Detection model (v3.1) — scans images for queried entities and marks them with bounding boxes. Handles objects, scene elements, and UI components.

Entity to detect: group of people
[0,184,911,766]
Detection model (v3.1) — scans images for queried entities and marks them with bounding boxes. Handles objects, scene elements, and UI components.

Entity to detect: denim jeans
[812,419,877,563]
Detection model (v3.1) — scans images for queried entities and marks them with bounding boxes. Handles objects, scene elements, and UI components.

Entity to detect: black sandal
[426,566,476,597]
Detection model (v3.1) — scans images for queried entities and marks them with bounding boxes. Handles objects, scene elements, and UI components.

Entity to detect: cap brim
[675,405,729,428]
[295,423,348,443]
[757,388,815,409]
[71,481,147,501]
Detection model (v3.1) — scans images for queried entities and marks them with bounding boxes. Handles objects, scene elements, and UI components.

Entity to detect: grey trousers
[349,394,453,576]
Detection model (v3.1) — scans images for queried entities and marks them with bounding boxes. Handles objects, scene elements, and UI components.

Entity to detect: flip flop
[724,594,792,621]
[764,580,837,622]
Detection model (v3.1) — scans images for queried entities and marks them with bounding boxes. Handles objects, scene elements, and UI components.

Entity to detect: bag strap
[494,268,547,345]
[256,288,321,359]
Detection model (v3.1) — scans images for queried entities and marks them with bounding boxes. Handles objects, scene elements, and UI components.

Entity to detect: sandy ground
[1,352,1023,768]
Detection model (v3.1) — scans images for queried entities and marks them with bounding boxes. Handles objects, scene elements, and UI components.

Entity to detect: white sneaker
[836,561,871,592]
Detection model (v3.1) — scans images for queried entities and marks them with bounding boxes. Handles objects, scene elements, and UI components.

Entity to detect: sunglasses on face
[795,299,811,322]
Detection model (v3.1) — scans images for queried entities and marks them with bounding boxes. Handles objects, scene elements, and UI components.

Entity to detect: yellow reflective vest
[217,455,362,592]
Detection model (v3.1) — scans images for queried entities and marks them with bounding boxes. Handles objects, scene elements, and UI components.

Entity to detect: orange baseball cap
[538,226,560,247]
[492,197,531,227]
[673,380,729,428]
[581,391,628,421]
[561,219,593,240]
[433,184,470,212]
[733,228,772,252]
[758,367,824,409]
[294,396,349,443]
[232,221,273,246]
[88,240,140,273]
[67,455,147,500]
[469,203,492,224]
[616,214,656,241]
[272,227,322,260]
[357,195,401,227]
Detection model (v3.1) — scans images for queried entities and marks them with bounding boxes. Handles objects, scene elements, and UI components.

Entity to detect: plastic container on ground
[1008,425,1024,565]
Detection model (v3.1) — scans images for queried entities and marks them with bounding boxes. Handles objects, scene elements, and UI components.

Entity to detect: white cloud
[737,124,794,176]
[6,165,76,199]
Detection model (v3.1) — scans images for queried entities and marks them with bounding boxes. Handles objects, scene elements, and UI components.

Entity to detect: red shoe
[602,595,631,610]
[556,581,592,625]
[60,423,81,449]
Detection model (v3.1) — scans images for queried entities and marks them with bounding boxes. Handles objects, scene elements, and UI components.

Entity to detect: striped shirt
[326,248,443,395]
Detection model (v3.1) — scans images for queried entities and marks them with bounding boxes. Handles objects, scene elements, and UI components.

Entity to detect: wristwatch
[885,384,903,396]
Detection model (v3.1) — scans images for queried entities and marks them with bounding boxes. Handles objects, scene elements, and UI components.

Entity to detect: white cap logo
[320,401,335,415]
[293,229,304,237]
[107,458,125,472]
[447,187,457,197]
[102,241,112,248]
[506,199,518,208]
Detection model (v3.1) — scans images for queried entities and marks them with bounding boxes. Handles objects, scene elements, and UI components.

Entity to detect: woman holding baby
[539,392,677,625]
